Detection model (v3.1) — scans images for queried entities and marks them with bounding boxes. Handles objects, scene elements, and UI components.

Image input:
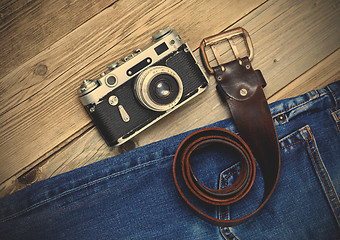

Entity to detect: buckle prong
[200,27,254,74]
[210,45,223,65]
[228,38,240,60]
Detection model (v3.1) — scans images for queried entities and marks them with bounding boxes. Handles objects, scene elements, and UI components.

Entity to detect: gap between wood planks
[0,0,339,197]
[0,0,119,79]
[0,0,266,187]
[268,47,340,102]
[0,0,265,184]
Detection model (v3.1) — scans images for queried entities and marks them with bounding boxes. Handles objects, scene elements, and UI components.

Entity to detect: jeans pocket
[298,126,340,228]
[218,125,340,240]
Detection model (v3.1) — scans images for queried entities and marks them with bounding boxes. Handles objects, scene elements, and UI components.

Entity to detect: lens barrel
[135,66,183,111]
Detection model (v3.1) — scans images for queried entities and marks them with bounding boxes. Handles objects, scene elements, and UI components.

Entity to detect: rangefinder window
[155,42,169,55]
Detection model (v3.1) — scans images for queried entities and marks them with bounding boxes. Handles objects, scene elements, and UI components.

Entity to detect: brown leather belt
[172,28,281,227]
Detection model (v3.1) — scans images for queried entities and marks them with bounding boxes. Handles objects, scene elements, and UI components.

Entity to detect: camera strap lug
[173,27,281,227]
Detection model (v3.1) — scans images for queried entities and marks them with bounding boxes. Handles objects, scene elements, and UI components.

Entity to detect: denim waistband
[270,81,339,125]
[0,80,339,223]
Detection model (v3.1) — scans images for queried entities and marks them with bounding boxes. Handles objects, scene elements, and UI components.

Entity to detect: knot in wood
[35,64,48,76]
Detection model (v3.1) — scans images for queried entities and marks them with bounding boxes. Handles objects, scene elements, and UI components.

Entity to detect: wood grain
[269,49,340,102]
[0,0,339,197]
[0,0,265,185]
[0,0,115,79]
[127,0,340,145]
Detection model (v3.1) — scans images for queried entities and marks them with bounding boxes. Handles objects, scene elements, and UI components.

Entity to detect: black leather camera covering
[86,45,208,146]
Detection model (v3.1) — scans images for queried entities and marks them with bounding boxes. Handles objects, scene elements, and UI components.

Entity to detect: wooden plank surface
[0,0,339,197]
[0,0,266,188]
[0,0,116,79]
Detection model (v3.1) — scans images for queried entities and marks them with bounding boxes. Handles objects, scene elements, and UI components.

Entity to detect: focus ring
[134,66,183,111]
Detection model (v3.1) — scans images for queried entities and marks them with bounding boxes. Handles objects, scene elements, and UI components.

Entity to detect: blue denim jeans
[1,81,340,240]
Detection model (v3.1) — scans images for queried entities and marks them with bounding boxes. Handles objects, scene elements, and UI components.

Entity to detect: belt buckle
[200,27,254,74]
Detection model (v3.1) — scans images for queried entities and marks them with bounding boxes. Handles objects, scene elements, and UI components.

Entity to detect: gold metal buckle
[200,27,254,74]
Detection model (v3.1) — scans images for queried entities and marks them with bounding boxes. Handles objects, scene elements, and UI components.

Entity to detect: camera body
[79,27,208,146]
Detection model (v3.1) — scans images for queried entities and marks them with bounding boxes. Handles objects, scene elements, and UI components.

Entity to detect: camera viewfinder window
[155,42,169,55]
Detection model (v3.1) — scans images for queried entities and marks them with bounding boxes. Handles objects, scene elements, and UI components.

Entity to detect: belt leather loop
[173,28,281,227]
[214,58,281,197]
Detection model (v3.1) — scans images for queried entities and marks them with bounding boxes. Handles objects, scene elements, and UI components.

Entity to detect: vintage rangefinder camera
[79,27,208,146]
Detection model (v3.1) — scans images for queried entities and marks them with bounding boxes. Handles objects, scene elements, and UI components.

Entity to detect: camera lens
[155,81,171,98]
[135,66,183,112]
[148,74,180,105]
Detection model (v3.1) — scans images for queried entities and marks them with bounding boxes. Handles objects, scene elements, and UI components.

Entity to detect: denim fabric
[0,81,340,240]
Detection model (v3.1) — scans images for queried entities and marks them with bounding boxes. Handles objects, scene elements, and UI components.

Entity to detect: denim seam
[279,128,303,142]
[335,121,340,134]
[223,170,241,186]
[301,126,313,141]
[327,85,339,109]
[220,171,240,240]
[272,92,327,118]
[305,130,340,226]
[279,126,312,150]
[332,110,340,121]
[330,108,340,134]
[224,170,240,186]
[221,227,238,240]
[219,164,240,187]
[280,139,306,150]
[0,154,174,223]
